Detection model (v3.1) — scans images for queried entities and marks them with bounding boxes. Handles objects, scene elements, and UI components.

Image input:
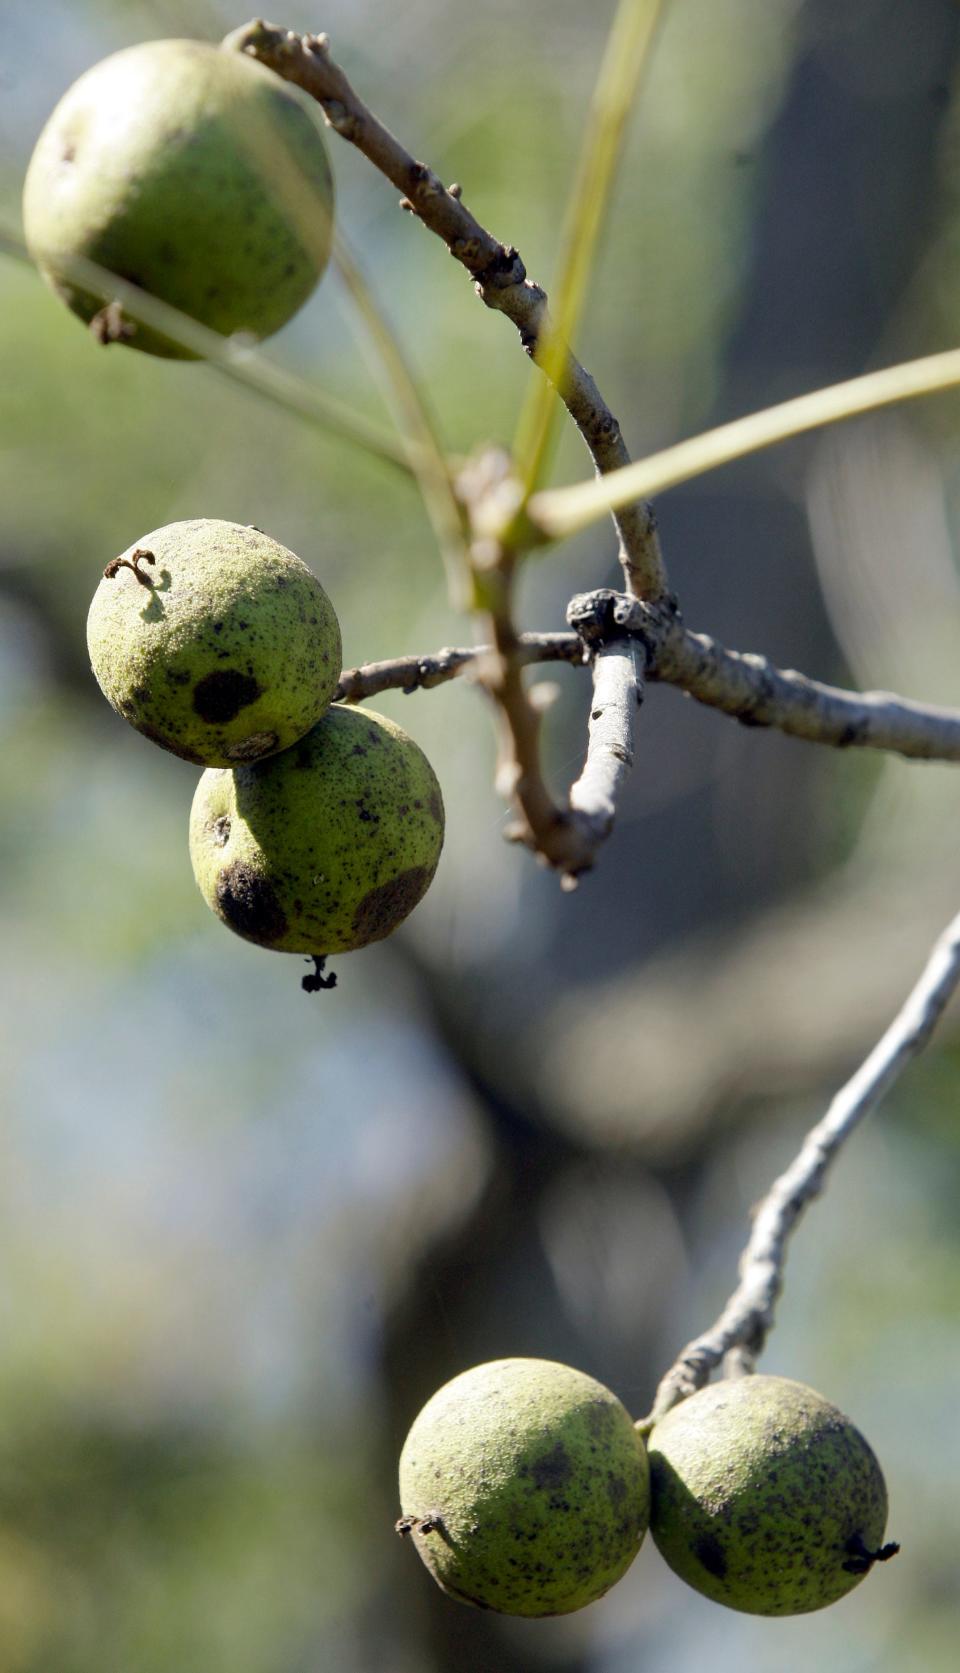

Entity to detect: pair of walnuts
[26,31,897,1630]
[88,519,444,970]
[397,1358,896,1619]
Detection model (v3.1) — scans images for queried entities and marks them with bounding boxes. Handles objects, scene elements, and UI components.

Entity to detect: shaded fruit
[648,1374,895,1615]
[87,520,341,766]
[397,1357,649,1617]
[189,704,444,954]
[23,38,333,356]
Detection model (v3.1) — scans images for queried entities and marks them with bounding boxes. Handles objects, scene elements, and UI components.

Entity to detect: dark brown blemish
[211,815,231,847]
[215,861,287,945]
[429,791,443,825]
[352,865,433,946]
[528,1443,573,1492]
[693,1533,728,1580]
[227,730,279,762]
[584,1400,615,1436]
[193,669,262,724]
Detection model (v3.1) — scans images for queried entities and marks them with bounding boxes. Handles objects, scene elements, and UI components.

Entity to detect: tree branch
[565,639,646,862]
[334,633,584,704]
[335,596,960,764]
[492,627,646,888]
[641,904,960,1429]
[658,631,960,760]
[610,593,960,763]
[223,19,667,602]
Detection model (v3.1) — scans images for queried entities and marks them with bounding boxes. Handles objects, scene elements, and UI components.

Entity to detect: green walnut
[648,1374,898,1615]
[87,519,341,766]
[396,1358,650,1617]
[22,38,333,356]
[189,704,444,956]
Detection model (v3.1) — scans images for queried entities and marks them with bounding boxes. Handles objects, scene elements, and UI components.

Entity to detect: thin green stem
[512,0,666,498]
[332,231,470,602]
[531,347,960,540]
[1,225,414,475]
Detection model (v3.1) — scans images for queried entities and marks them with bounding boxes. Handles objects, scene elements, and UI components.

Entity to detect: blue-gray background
[1,1,959,1669]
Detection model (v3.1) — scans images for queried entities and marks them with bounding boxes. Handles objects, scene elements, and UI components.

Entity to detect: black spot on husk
[216,861,287,945]
[193,669,262,724]
[529,1443,573,1491]
[351,865,433,946]
[693,1534,728,1579]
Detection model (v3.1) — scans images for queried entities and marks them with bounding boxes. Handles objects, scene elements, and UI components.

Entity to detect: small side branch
[641,905,960,1429]
[566,639,645,859]
[492,627,646,887]
[334,633,583,704]
[225,19,666,601]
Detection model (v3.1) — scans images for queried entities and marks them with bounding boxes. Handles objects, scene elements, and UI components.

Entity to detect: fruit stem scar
[841,1533,901,1574]
[89,299,135,345]
[394,1512,446,1537]
[103,547,156,588]
[302,954,337,994]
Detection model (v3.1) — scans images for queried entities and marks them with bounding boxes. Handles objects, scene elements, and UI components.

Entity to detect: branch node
[566,588,622,648]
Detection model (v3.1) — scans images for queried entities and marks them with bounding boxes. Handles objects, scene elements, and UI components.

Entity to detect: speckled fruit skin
[397,1358,650,1617]
[648,1375,890,1615]
[189,704,444,954]
[87,519,341,767]
[22,39,333,357]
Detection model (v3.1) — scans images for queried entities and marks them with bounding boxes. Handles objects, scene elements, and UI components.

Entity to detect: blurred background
[2,0,960,1668]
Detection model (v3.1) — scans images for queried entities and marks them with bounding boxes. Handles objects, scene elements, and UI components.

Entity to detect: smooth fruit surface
[23,39,333,356]
[87,519,341,766]
[190,704,444,954]
[397,1357,649,1616]
[648,1374,890,1615]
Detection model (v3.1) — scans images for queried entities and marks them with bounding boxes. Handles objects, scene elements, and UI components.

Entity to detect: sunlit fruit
[87,519,341,766]
[23,38,334,356]
[189,704,444,955]
[648,1374,897,1615]
[397,1357,650,1616]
